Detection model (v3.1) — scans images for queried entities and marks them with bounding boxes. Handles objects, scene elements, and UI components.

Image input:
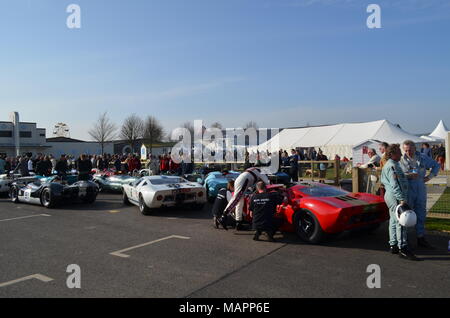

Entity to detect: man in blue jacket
[400,140,440,249]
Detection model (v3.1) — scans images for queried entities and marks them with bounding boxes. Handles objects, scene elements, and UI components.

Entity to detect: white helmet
[395,204,417,228]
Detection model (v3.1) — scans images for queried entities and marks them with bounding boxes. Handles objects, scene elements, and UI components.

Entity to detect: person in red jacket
[127,155,139,174]
[160,154,170,173]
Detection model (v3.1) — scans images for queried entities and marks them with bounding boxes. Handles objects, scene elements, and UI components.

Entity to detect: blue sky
[0,0,449,140]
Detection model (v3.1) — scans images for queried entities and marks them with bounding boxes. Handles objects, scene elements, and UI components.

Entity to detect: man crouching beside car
[250,181,285,242]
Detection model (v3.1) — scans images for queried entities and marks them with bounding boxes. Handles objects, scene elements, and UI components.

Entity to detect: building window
[20,131,32,138]
[0,130,13,137]
[40,133,45,137]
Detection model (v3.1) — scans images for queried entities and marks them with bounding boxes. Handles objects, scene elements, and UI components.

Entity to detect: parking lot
[0,193,449,298]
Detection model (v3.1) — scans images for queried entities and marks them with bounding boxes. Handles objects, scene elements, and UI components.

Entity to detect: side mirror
[196,178,202,183]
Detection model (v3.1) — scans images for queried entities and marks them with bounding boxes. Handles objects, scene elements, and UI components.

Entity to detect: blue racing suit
[381,159,409,248]
[400,151,440,238]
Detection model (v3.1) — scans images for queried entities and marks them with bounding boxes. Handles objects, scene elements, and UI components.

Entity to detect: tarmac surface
[0,193,449,298]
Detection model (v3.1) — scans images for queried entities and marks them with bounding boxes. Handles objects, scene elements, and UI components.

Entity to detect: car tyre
[139,194,151,215]
[41,188,55,208]
[10,186,19,203]
[293,209,324,244]
[95,181,103,192]
[123,191,132,205]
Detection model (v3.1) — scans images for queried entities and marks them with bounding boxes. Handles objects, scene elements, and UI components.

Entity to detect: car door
[128,178,143,201]
[135,179,149,199]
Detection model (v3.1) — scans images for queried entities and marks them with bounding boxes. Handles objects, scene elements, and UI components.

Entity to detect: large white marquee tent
[252,119,426,159]
[421,120,449,142]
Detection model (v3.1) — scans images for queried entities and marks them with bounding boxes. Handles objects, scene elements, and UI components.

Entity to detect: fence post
[446,132,449,171]
[352,167,361,193]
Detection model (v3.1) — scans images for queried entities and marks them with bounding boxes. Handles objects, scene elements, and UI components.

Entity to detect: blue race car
[203,171,240,203]
[203,170,291,203]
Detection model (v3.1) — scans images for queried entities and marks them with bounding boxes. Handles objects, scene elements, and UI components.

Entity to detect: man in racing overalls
[381,144,417,260]
[220,167,270,230]
[400,140,440,249]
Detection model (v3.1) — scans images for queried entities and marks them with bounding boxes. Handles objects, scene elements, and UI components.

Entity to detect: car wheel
[123,191,132,205]
[95,181,103,192]
[293,209,324,244]
[9,186,19,203]
[41,188,55,208]
[82,192,97,204]
[139,194,151,215]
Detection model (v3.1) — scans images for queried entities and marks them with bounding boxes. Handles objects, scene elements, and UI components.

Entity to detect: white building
[45,137,114,157]
[0,112,49,157]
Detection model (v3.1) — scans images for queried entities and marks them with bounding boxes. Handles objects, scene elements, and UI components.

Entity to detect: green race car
[93,174,138,193]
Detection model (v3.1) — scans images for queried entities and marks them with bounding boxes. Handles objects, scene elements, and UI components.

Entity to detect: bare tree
[120,114,144,153]
[143,116,164,155]
[210,122,223,130]
[181,121,195,138]
[89,112,117,155]
[244,121,259,130]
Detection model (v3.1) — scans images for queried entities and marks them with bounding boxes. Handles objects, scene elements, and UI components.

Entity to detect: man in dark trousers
[289,149,299,182]
[55,155,69,180]
[212,180,234,229]
[249,181,284,242]
[77,154,93,181]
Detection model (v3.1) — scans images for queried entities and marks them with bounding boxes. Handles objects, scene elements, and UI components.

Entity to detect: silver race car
[9,177,98,208]
[122,175,206,215]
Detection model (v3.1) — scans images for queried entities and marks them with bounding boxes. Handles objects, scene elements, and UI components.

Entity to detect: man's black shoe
[218,217,228,231]
[235,222,245,231]
[390,245,399,254]
[417,237,434,249]
[253,231,261,241]
[213,216,219,229]
[399,248,419,261]
[267,233,275,242]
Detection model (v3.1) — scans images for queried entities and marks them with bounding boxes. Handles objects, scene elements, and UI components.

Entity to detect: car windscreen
[150,178,187,185]
[299,186,348,197]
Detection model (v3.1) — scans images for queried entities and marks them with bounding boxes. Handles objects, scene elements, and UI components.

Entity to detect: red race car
[243,182,389,244]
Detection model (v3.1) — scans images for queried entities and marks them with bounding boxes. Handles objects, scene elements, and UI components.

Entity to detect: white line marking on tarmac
[0,214,51,223]
[110,235,191,258]
[0,274,53,288]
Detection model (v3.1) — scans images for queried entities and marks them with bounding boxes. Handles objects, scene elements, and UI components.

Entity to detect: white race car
[122,175,206,215]
[0,174,36,195]
[0,174,12,194]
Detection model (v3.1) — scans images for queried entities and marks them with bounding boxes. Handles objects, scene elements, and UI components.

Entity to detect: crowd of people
[0,152,197,180]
